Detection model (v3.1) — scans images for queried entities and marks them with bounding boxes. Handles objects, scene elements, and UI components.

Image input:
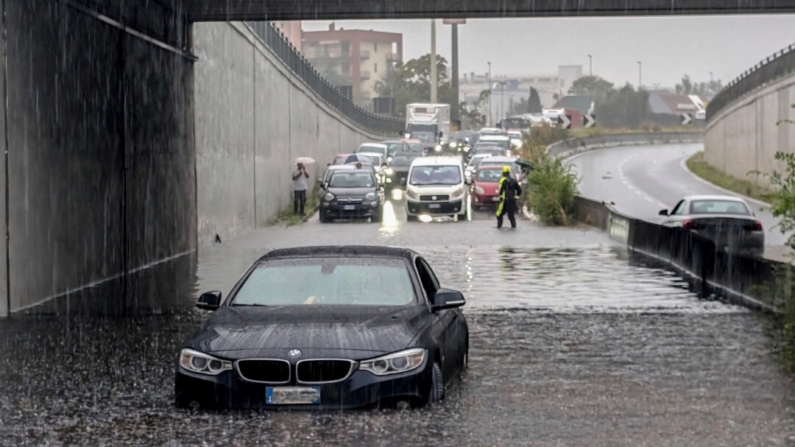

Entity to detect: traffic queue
[316,127,532,224]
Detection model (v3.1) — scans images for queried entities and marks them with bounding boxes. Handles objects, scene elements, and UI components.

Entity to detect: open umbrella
[296,156,315,165]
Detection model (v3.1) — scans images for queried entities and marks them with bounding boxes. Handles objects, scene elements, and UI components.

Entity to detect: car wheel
[319,213,331,224]
[406,214,418,222]
[372,210,383,223]
[428,361,445,404]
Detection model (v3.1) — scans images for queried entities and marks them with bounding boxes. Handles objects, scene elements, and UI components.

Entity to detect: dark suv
[320,169,385,223]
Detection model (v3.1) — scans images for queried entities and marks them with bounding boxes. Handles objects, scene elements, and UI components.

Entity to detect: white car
[405,156,468,222]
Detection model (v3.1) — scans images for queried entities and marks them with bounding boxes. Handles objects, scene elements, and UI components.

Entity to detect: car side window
[671,200,686,215]
[415,258,440,301]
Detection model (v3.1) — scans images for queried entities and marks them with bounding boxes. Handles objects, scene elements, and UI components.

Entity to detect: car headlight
[474,186,485,194]
[464,146,470,152]
[384,168,394,175]
[387,157,393,163]
[449,142,457,148]
[359,348,426,376]
[450,186,465,199]
[365,192,376,200]
[179,349,232,376]
[405,188,419,200]
[435,145,442,151]
[324,192,335,201]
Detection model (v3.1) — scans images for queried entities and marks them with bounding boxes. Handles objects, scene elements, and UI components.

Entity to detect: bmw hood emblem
[288,349,302,358]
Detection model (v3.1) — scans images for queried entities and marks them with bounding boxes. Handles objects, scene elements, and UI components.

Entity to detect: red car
[471,166,505,210]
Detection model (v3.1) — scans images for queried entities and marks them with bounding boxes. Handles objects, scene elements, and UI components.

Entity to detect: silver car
[658,195,764,257]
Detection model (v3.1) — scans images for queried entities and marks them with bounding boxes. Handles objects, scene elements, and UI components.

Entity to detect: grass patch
[685,151,775,203]
[268,185,321,226]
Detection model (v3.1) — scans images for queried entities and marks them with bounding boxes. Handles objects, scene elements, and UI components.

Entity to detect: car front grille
[336,197,364,203]
[419,195,450,201]
[235,359,291,383]
[296,360,356,384]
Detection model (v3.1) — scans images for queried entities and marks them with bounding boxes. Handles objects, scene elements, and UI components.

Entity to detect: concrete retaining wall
[705,72,795,189]
[193,22,388,246]
[0,1,195,315]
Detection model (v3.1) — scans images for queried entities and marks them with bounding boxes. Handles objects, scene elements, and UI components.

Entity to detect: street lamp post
[637,61,642,89]
[430,19,437,103]
[487,62,492,126]
[587,55,592,77]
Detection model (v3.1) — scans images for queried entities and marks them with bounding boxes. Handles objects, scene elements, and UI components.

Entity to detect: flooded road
[1,201,794,446]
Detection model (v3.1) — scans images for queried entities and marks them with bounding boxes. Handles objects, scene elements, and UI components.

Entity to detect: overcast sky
[302,15,795,89]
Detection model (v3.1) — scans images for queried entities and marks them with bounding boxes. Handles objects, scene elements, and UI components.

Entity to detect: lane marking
[618,154,668,208]
[678,157,770,207]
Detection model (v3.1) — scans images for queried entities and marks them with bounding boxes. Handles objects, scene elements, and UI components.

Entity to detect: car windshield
[385,143,404,155]
[477,169,503,182]
[468,156,490,168]
[232,258,415,307]
[406,143,424,152]
[689,200,751,215]
[409,165,462,186]
[411,132,436,144]
[502,118,529,129]
[391,155,418,167]
[329,172,374,188]
[481,161,519,174]
[407,123,437,134]
[359,145,387,157]
[361,154,383,165]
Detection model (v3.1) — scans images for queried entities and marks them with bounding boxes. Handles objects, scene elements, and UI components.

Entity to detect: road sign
[584,114,596,128]
[442,19,467,25]
[681,113,692,125]
[558,114,572,129]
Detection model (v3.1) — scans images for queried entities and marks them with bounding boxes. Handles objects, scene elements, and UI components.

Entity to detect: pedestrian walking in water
[292,162,309,215]
[496,165,522,229]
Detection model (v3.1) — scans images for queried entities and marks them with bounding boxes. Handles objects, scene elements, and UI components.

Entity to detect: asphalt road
[567,143,789,247]
[1,195,794,446]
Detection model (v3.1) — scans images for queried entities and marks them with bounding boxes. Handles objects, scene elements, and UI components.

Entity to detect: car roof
[327,164,357,171]
[684,195,748,203]
[331,168,373,175]
[359,143,388,148]
[481,156,518,163]
[393,151,422,157]
[259,245,418,262]
[411,156,463,166]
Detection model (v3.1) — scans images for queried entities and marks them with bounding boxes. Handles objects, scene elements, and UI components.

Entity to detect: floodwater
[1,207,794,446]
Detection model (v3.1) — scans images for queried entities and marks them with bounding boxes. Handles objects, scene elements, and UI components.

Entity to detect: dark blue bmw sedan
[175,245,469,410]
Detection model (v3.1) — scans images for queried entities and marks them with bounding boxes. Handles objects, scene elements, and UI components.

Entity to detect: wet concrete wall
[193,22,387,246]
[705,73,795,189]
[1,0,195,314]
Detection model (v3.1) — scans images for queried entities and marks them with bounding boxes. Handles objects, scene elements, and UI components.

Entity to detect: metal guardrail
[547,132,704,159]
[246,22,404,136]
[707,43,795,122]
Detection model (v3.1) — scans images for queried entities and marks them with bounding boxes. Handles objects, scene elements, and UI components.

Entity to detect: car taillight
[682,220,695,230]
[752,221,763,231]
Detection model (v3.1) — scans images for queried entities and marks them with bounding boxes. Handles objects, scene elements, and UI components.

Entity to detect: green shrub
[527,155,579,225]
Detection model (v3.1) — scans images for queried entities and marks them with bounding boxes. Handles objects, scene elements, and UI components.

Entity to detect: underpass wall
[705,73,795,189]
[194,22,388,246]
[2,0,196,314]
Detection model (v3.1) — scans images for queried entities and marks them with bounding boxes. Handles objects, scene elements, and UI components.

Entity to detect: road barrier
[547,132,704,159]
[574,196,787,313]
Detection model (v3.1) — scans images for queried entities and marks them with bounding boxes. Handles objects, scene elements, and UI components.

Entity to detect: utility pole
[451,22,459,123]
[637,61,642,89]
[487,62,492,126]
[587,55,592,77]
[430,19,437,103]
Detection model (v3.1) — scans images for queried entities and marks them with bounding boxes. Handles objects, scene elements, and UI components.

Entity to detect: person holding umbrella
[292,157,313,215]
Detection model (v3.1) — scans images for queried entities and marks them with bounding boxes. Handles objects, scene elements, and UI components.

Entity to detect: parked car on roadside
[658,195,764,257]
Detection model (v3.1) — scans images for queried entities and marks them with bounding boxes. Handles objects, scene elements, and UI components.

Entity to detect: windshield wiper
[231,303,269,307]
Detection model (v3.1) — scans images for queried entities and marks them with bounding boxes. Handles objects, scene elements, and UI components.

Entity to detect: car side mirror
[197,291,222,310]
[432,288,466,311]
[658,209,669,216]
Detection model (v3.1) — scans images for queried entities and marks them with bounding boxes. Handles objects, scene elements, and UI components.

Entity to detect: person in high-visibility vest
[496,165,522,229]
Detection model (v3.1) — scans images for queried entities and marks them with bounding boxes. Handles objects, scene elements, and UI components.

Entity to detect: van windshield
[409,165,462,186]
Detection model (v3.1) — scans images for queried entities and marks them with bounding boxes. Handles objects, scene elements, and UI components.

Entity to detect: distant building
[647,92,706,126]
[459,65,584,124]
[272,21,303,52]
[302,24,403,107]
[553,95,594,116]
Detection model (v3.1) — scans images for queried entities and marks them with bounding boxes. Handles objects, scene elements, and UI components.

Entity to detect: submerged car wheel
[429,361,445,404]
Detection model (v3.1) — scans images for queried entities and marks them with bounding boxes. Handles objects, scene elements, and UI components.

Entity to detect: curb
[678,156,771,208]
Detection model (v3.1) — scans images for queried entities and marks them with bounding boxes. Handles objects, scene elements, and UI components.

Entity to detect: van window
[409,165,462,186]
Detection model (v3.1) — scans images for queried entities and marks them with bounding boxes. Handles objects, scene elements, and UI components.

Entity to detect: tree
[595,83,649,129]
[527,87,542,113]
[568,76,614,97]
[374,54,458,119]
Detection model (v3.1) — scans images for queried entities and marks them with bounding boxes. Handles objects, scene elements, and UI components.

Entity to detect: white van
[404,156,468,222]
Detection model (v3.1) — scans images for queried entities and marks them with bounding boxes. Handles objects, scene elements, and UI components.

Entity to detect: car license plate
[343,205,355,210]
[428,204,441,209]
[266,386,320,405]
[492,197,501,202]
